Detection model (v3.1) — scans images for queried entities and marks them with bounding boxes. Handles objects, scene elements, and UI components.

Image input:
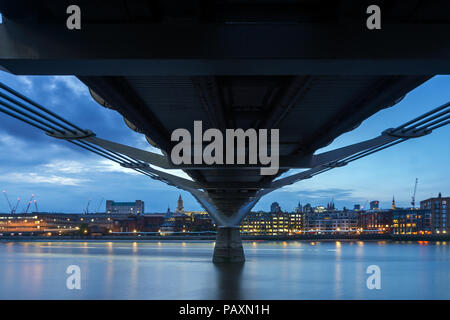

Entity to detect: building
[240,211,272,235]
[326,200,336,211]
[112,214,165,233]
[0,214,44,234]
[270,212,292,234]
[190,214,215,232]
[141,215,166,232]
[358,207,433,235]
[175,194,184,213]
[358,210,392,233]
[240,211,302,235]
[354,204,361,211]
[159,204,192,234]
[304,210,358,233]
[287,212,303,234]
[314,206,326,213]
[391,208,432,235]
[105,200,144,215]
[420,193,449,234]
[184,210,209,217]
[110,196,215,234]
[159,207,175,234]
[270,202,281,213]
[0,213,116,236]
[303,203,313,213]
[370,200,380,210]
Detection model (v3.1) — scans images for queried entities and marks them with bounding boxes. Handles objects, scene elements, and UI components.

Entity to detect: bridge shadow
[213,262,245,300]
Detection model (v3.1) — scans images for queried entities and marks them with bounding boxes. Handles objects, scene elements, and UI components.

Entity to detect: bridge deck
[80,75,429,216]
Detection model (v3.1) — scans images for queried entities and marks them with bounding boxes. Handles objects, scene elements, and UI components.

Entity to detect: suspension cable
[0,82,88,134]
[0,91,77,134]
[0,100,65,134]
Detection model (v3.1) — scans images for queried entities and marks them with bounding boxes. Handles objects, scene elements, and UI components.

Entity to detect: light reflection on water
[0,240,449,300]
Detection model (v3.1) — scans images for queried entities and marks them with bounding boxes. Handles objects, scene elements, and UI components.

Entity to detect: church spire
[392,196,396,210]
[176,194,184,213]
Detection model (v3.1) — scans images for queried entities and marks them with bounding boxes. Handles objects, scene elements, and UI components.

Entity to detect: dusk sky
[0,72,449,214]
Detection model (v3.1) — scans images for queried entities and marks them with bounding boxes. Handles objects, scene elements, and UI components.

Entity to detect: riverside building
[420,193,449,234]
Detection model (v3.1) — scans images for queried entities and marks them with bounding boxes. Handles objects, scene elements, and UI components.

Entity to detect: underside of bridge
[54,74,436,262]
[1,0,449,262]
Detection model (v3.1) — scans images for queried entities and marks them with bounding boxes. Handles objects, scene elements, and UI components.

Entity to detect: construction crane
[2,190,13,213]
[2,190,19,214]
[96,197,104,213]
[84,199,91,215]
[23,194,35,214]
[13,197,20,214]
[411,178,419,209]
[33,199,38,213]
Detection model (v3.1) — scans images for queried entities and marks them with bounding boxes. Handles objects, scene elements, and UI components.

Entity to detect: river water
[0,240,449,299]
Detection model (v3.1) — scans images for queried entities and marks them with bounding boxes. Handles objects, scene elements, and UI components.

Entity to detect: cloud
[281,187,355,200]
[0,131,79,166]
[17,76,33,92]
[41,160,93,174]
[1,172,89,186]
[40,159,141,176]
[46,76,89,97]
[94,159,140,175]
[0,157,142,189]
[0,132,23,147]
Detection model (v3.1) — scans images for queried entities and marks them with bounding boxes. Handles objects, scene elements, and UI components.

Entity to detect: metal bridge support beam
[213,227,245,263]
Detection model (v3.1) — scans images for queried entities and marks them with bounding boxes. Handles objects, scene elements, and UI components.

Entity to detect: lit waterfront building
[420,193,449,234]
[304,210,358,233]
[391,208,432,235]
[358,210,392,233]
[113,214,166,233]
[105,200,144,215]
[0,214,42,234]
[240,211,302,235]
[358,207,433,235]
[0,213,115,236]
[240,211,272,235]
[184,210,209,217]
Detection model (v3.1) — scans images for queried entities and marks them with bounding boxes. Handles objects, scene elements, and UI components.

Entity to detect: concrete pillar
[213,227,245,263]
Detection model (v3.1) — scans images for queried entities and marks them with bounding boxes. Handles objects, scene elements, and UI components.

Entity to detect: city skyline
[0,72,449,213]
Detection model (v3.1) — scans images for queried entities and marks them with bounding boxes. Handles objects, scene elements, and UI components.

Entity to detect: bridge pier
[213,227,245,263]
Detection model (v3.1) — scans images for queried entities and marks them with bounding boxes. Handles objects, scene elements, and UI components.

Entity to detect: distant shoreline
[1,234,449,242]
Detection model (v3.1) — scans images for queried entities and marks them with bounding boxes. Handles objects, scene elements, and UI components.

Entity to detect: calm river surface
[0,240,449,299]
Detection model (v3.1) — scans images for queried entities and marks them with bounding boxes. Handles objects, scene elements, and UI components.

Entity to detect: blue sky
[0,72,449,214]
